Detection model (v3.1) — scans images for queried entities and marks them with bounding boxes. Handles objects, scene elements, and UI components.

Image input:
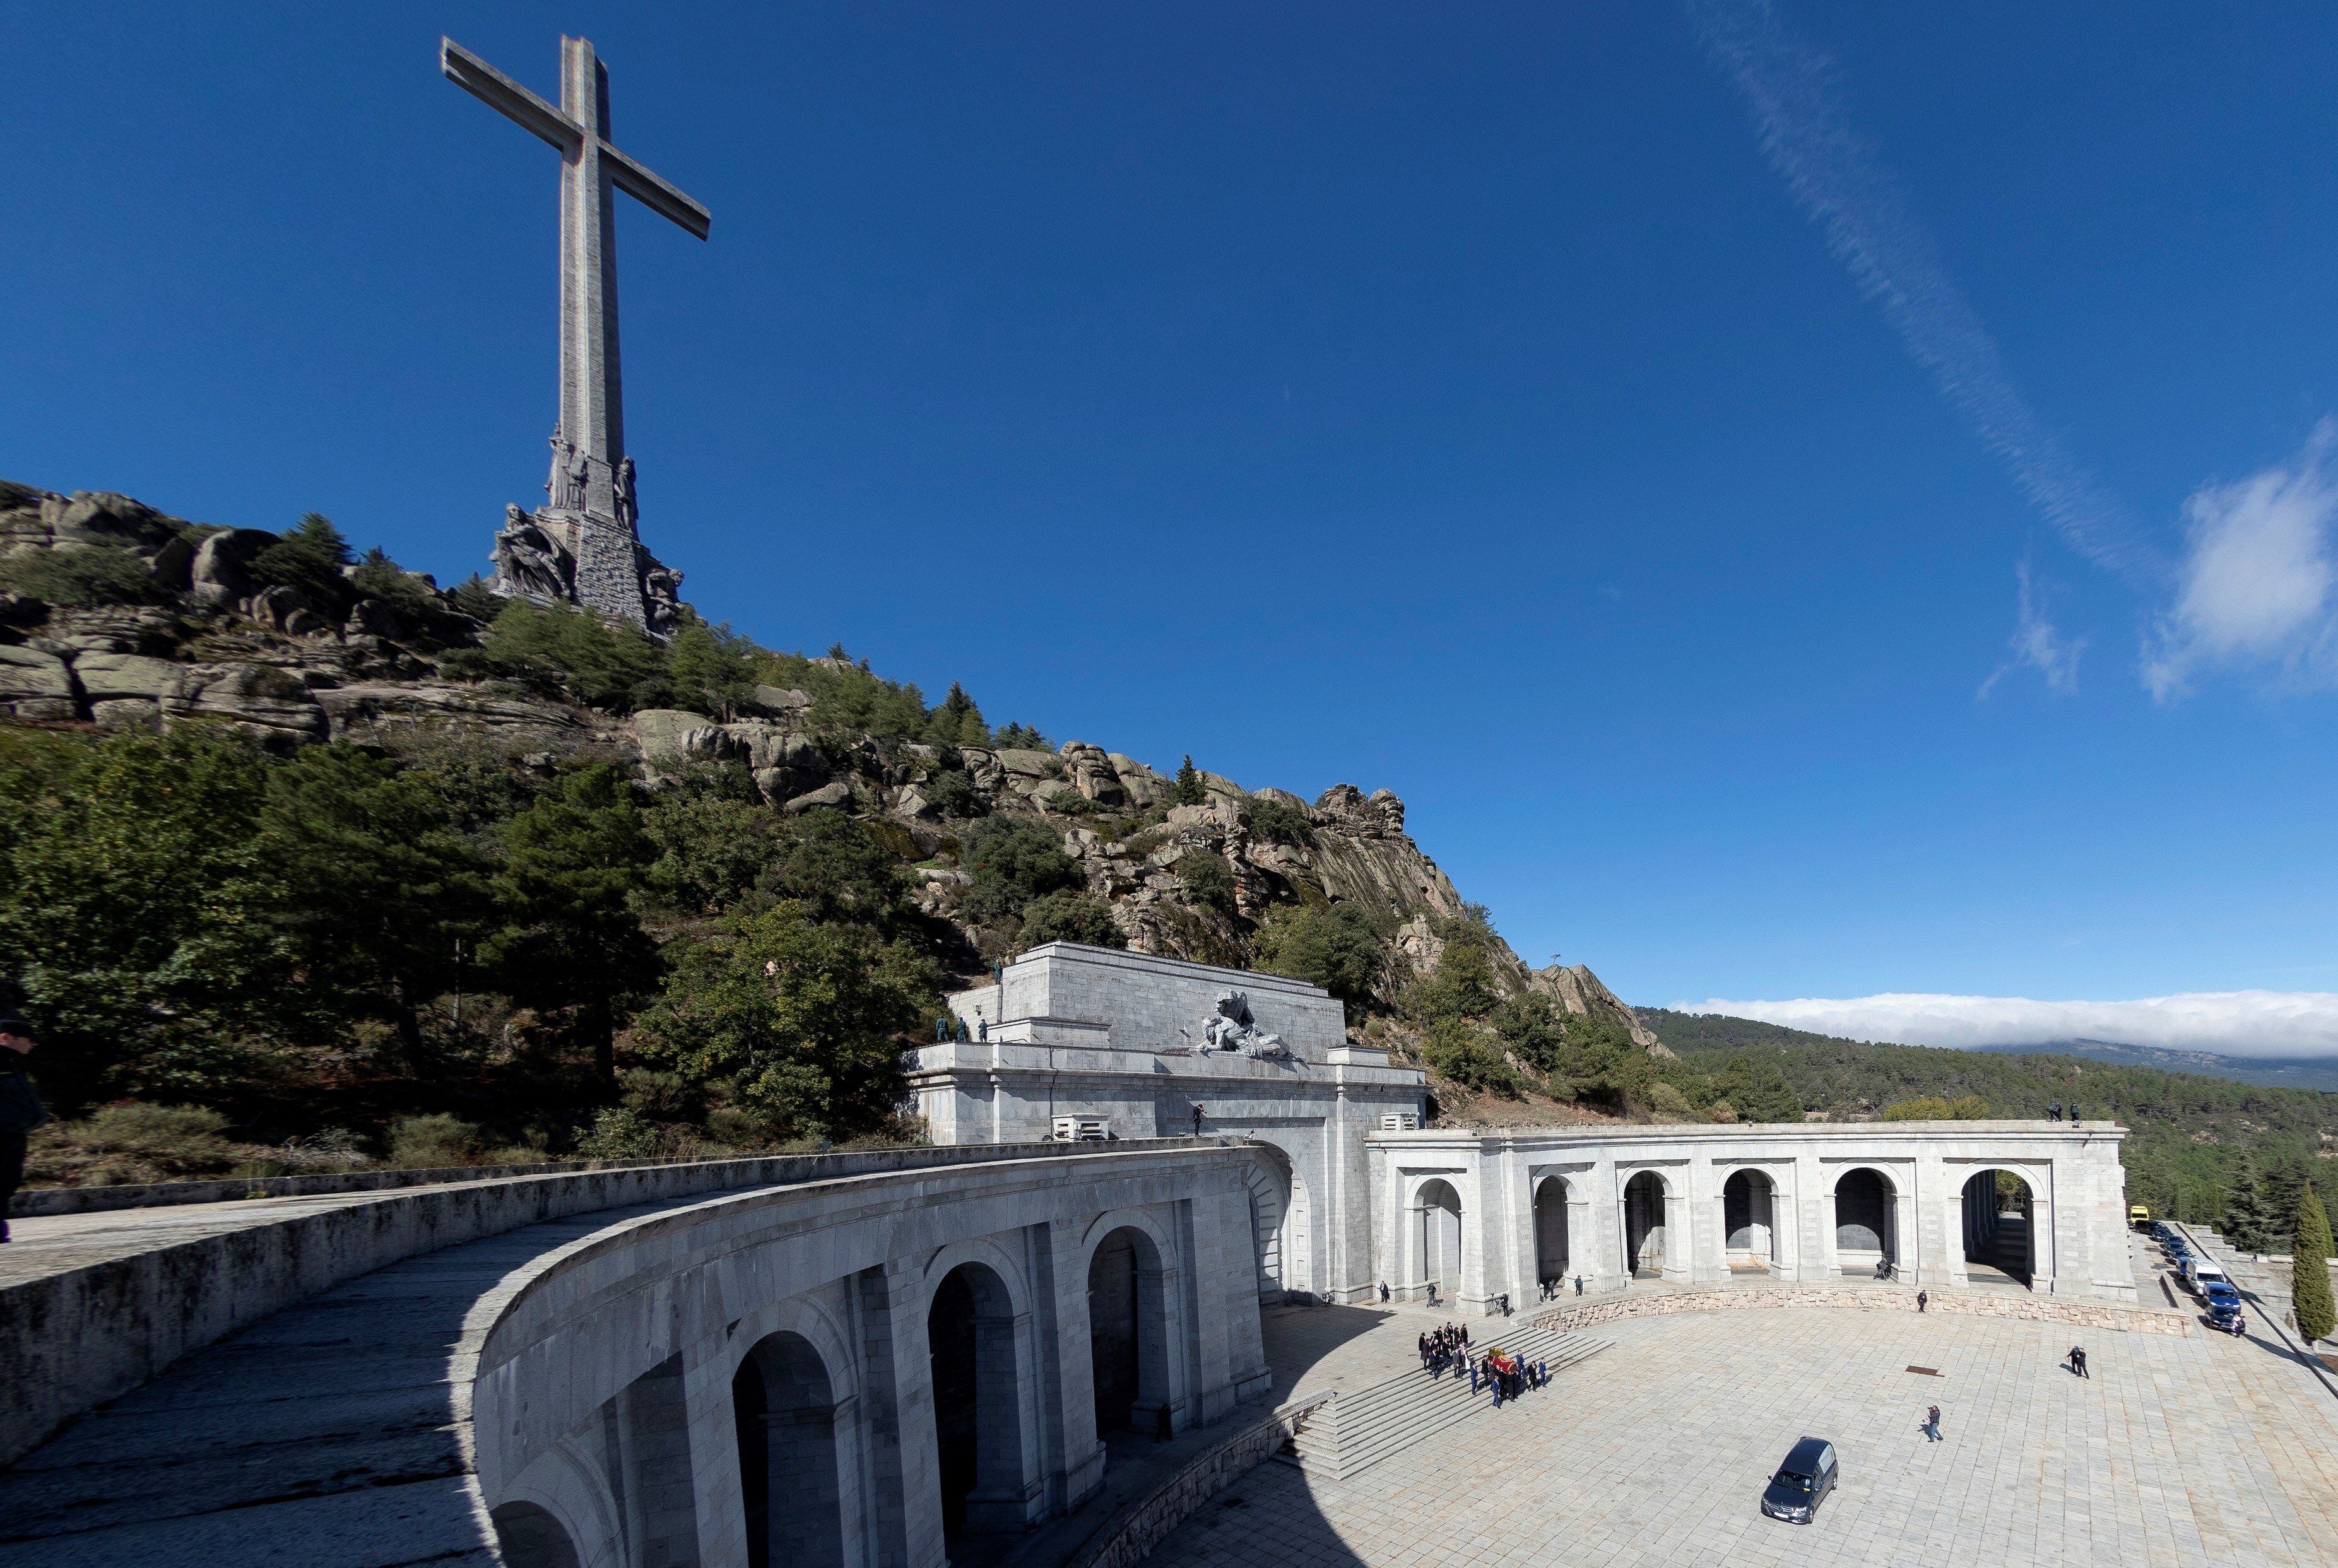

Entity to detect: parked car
[2204,1282,2247,1333]
[1760,1437,1839,1525]
[2130,1205,2151,1228]
[2182,1258,2231,1295]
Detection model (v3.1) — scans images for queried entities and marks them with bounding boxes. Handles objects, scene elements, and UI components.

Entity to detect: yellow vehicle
[2130,1205,2151,1227]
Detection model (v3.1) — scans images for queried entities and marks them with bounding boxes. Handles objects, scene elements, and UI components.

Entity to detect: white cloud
[2144,421,2338,699]
[1679,990,2338,1059]
[1980,557,2084,697]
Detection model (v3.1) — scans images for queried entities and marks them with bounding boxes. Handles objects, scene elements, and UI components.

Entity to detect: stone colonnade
[471,1144,1274,1568]
[1368,1121,2136,1309]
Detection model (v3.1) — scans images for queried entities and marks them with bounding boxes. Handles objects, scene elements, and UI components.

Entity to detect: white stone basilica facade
[918,943,2139,1311]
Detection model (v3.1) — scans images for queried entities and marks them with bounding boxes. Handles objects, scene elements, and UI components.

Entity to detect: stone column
[860,1259,942,1568]
[1040,1223,1104,1511]
[1689,1156,1726,1285]
[1812,1162,1839,1283]
[1916,1153,1955,1289]
[1566,1183,1598,1294]
[1661,1173,1692,1285]
[1591,1152,1626,1292]
[2033,1182,2060,1296]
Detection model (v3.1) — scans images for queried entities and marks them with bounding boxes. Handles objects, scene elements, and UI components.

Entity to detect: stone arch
[1413,1177,1464,1299]
[1832,1166,1899,1273]
[1084,1222,1181,1450]
[489,1501,582,1568]
[926,1258,1030,1540]
[1622,1169,1673,1278]
[1532,1173,1573,1287]
[1962,1167,2038,1288]
[733,1329,846,1568]
[1721,1167,1780,1268]
[1239,1147,1311,1299]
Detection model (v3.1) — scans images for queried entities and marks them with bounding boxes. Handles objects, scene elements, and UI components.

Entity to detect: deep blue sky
[8,3,2337,1023]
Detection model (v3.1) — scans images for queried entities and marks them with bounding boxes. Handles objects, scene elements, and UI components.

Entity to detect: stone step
[1296,1340,1610,1479]
[1292,1328,1611,1481]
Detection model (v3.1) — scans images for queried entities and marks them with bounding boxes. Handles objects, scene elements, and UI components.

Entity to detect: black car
[1760,1436,1839,1524]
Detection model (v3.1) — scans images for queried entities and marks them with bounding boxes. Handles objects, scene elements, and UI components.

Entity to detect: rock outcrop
[0,475,1658,1054]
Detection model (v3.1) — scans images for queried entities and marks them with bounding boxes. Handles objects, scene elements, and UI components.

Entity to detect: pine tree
[1173,754,1207,806]
[2294,1185,2335,1346]
[2219,1152,2272,1253]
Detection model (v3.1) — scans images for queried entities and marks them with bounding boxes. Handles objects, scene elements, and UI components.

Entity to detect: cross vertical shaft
[560,37,623,504]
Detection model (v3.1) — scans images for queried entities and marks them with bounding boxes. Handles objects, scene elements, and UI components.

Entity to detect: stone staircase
[1288,1324,1612,1481]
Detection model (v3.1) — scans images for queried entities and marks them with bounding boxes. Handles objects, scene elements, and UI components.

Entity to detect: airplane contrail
[1686,0,2167,591]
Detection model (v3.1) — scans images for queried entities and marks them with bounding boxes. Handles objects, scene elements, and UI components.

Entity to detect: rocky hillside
[0,479,1664,1164]
[0,480,1653,1012]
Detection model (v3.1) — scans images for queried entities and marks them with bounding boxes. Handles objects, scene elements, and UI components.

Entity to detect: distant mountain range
[1971,1039,2338,1093]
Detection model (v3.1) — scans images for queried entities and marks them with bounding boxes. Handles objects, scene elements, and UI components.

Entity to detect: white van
[2183,1257,2231,1294]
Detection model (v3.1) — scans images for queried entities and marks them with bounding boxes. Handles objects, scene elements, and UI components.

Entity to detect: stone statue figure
[953,1014,968,1044]
[545,425,589,510]
[492,507,574,603]
[1201,990,1284,1057]
[615,456,638,531]
[935,1016,949,1044]
[642,562,684,636]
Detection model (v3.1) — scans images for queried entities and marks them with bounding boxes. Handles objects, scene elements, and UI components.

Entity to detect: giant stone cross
[442,35,708,632]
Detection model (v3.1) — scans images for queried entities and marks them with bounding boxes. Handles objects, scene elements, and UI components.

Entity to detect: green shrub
[2294,1186,2335,1343]
[0,543,168,607]
[46,1102,240,1183]
[632,899,928,1143]
[1172,755,1208,806]
[445,598,669,711]
[387,1112,484,1167]
[923,769,984,819]
[1419,1018,1519,1097]
[1253,902,1384,1010]
[961,816,1080,925]
[1243,798,1314,846]
[1646,1082,1694,1120]
[1178,851,1237,916]
[1492,992,1567,1071]
[1017,892,1125,949]
[994,722,1051,751]
[250,512,353,605]
[576,1105,661,1160]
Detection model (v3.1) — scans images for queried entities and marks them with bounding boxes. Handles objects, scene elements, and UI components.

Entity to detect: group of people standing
[1471,1347,1549,1407]
[1418,1321,1470,1376]
[1416,1321,1551,1409]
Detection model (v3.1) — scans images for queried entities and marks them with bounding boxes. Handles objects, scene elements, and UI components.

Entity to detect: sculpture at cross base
[1201,990,1286,1058]
[444,35,707,634]
[493,504,576,604]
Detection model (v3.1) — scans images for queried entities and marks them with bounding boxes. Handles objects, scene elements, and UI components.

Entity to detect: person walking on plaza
[1574,1274,1585,1296]
[1923,1403,1942,1441]
[1468,1359,1480,1394]
[1916,1289,1928,1313]
[2069,1345,2089,1378]
[0,1011,45,1244]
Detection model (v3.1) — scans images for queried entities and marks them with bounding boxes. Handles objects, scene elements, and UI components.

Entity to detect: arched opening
[490,1502,581,1568]
[1533,1177,1570,1288]
[1723,1169,1778,1271]
[1834,1168,1898,1275]
[1623,1171,1669,1278]
[1242,1149,1312,1299]
[733,1330,844,1568]
[1087,1223,1176,1454]
[1416,1179,1463,1297]
[1962,1168,2035,1288]
[928,1261,1027,1541]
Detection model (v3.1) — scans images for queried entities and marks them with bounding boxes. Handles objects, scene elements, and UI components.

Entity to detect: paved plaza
[1155,1297,2338,1568]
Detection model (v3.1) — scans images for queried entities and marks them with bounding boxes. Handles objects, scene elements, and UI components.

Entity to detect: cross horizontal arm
[441,38,579,150]
[606,150,712,240]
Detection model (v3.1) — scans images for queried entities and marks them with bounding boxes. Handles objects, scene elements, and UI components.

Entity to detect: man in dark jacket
[0,1013,44,1243]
